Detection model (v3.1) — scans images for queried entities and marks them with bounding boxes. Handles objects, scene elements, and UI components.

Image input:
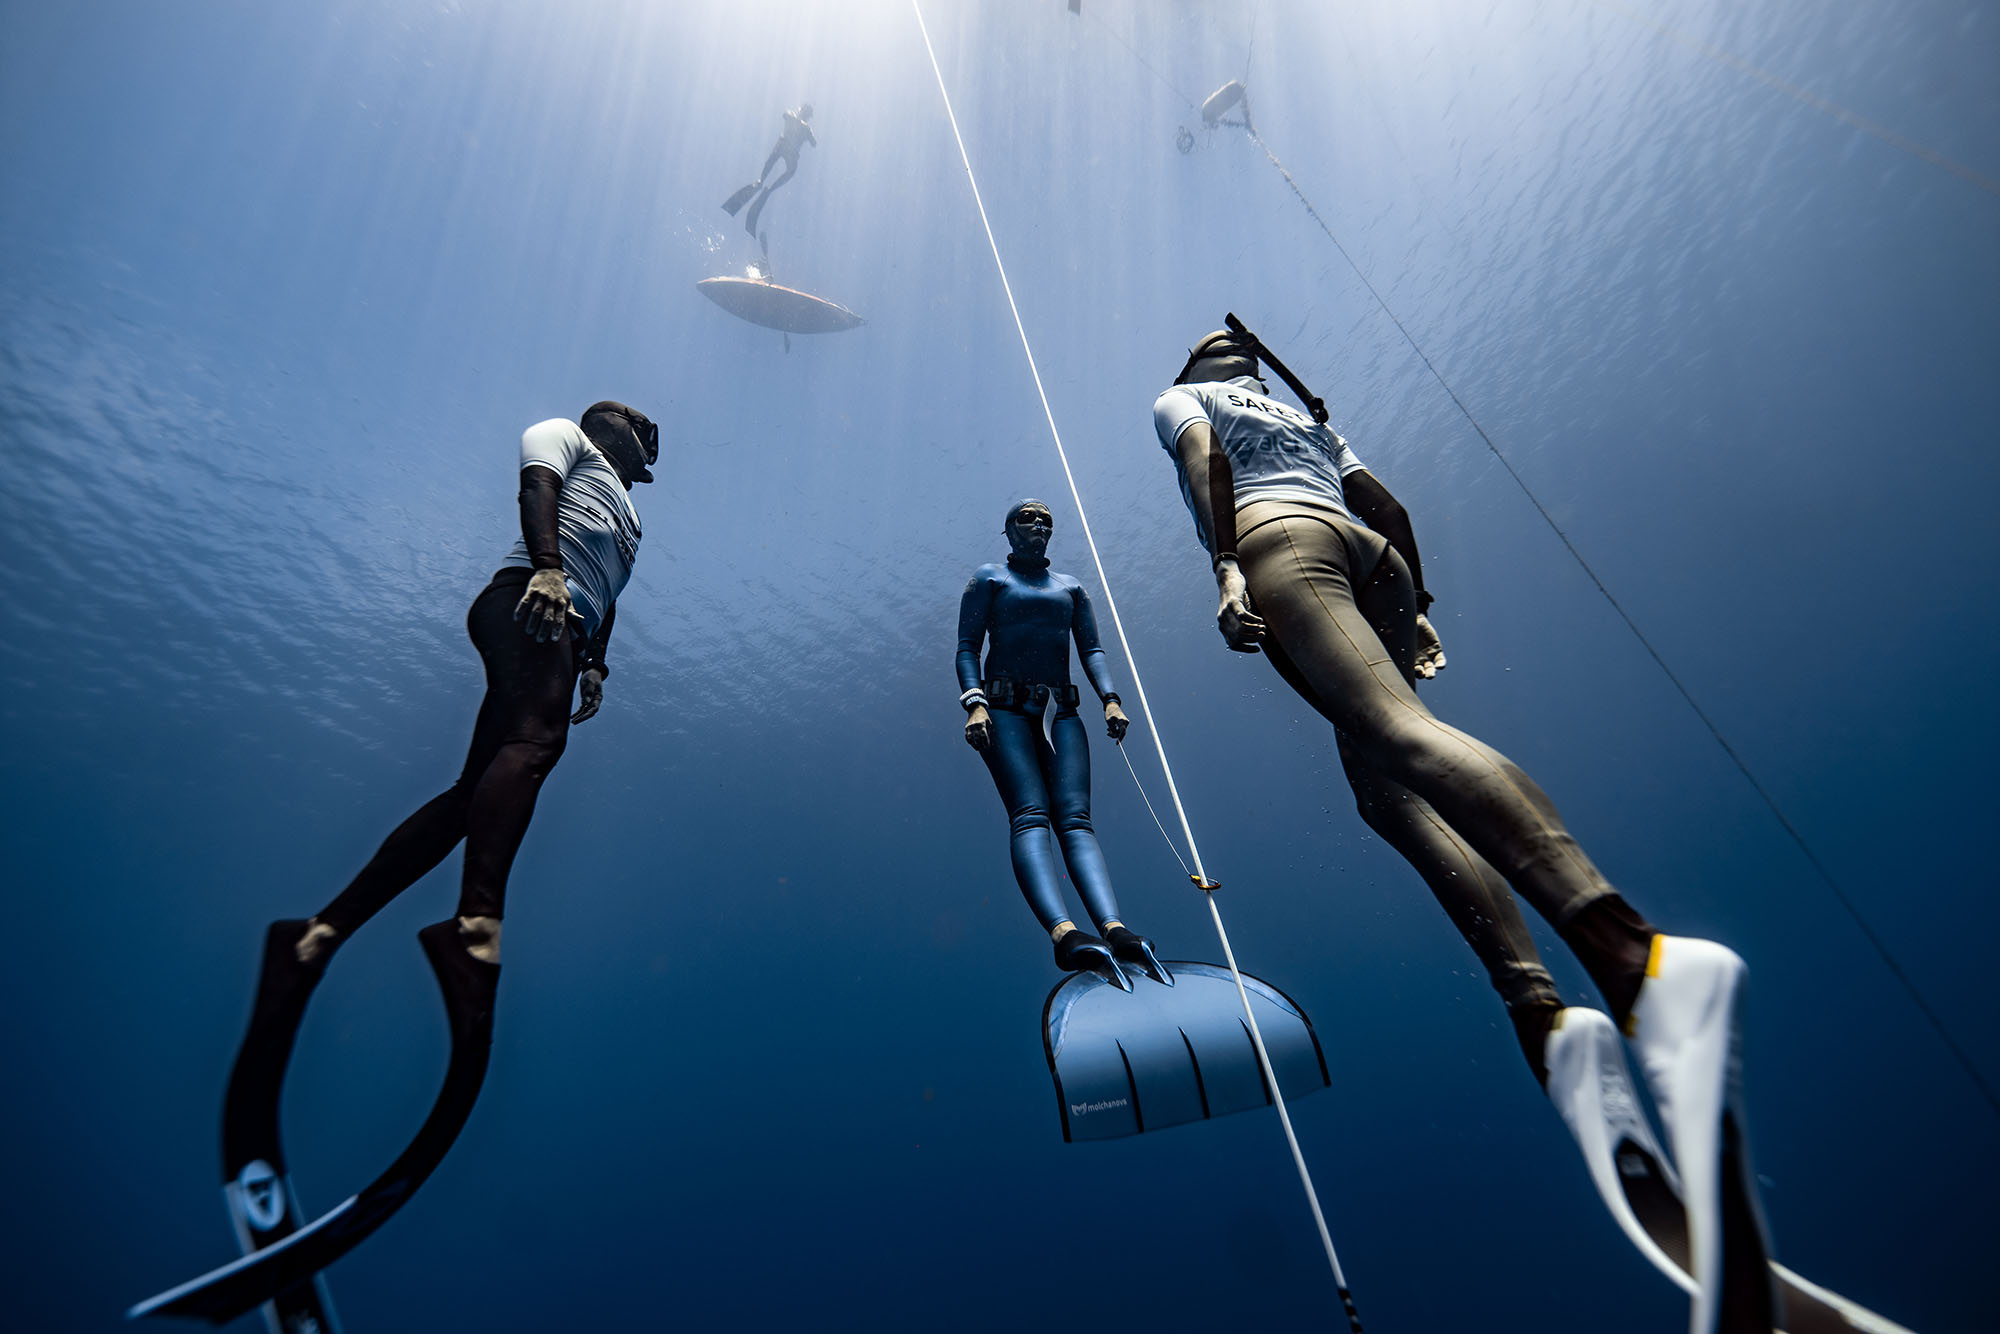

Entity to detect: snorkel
[1174,315,1328,426]
[1222,313,1329,424]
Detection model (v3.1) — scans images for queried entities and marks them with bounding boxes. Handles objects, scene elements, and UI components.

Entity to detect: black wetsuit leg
[453,572,575,920]
[743,152,799,234]
[756,151,796,196]
[1238,509,1618,935]
[316,569,575,935]
[981,704,1071,932]
[759,145,797,187]
[1047,706,1123,930]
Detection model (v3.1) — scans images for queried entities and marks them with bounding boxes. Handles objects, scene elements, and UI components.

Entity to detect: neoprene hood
[1005,498,1053,531]
[1174,329,1260,385]
[580,400,658,484]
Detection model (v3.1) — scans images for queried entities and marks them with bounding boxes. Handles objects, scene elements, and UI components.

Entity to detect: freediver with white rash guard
[149,402,663,1327]
[1154,322,1778,1334]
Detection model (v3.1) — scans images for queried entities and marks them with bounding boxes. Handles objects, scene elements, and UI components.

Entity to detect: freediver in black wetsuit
[956,499,1169,992]
[282,401,655,981]
[722,104,816,238]
[181,402,660,1324]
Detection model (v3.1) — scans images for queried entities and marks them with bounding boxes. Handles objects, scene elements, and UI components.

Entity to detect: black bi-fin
[721,181,759,215]
[742,189,772,237]
[1043,961,1328,1142]
[130,921,499,1326]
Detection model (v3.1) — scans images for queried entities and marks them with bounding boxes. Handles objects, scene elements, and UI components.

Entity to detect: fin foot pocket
[417,919,500,1044]
[1106,926,1173,986]
[1054,932,1132,992]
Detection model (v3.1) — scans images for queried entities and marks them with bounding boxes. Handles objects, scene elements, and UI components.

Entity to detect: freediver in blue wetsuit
[957,500,1169,992]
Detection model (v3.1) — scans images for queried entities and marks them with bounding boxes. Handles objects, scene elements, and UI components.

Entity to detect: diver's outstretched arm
[572,603,615,724]
[1172,421,1262,652]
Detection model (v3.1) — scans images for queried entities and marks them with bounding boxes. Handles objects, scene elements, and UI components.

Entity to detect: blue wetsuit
[957,554,1124,932]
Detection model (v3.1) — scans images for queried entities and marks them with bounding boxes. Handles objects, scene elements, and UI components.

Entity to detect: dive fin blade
[721,182,758,215]
[1769,1264,1918,1334]
[1553,1001,1908,1333]
[1043,962,1327,1143]
[1546,1007,1698,1293]
[1627,938,1772,1334]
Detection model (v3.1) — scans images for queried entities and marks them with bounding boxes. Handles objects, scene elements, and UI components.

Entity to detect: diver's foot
[1105,926,1173,986]
[1625,936,1770,1334]
[295,919,340,967]
[1054,931,1132,992]
[455,914,502,964]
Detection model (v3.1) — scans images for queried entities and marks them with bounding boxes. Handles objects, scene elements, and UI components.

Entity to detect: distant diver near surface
[957,500,1162,991]
[722,103,815,238]
[1179,78,1252,154]
[1154,321,1784,1334]
[130,402,659,1327]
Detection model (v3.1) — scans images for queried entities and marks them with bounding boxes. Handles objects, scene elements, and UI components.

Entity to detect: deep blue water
[3,1,1996,1329]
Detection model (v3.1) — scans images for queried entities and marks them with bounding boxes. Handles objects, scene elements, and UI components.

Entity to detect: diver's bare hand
[1215,558,1265,652]
[571,668,605,724]
[515,569,572,643]
[964,704,993,751]
[1104,700,1129,742]
[1413,614,1447,679]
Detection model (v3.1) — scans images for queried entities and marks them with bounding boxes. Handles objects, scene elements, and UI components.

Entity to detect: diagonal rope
[912,4,1363,1326]
[1594,0,1999,198]
[1118,742,1193,881]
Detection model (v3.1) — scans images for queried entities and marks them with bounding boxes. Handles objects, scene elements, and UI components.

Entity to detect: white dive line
[909,2,1359,1319]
